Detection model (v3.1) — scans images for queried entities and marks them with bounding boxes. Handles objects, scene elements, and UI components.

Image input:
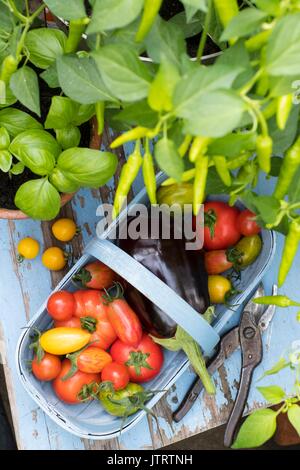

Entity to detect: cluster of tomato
[203,201,262,304]
[30,260,163,415]
[17,218,78,271]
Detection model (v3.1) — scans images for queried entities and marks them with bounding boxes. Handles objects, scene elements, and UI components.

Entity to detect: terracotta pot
[273,402,300,446]
[0,116,102,220]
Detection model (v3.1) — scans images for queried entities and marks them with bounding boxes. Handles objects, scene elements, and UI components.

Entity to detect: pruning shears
[172,283,277,447]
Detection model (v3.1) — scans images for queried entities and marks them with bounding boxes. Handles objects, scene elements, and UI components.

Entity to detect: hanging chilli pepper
[143,139,157,204]
[135,0,163,42]
[0,55,18,84]
[178,134,192,158]
[226,152,250,170]
[113,140,143,219]
[256,74,270,97]
[256,134,273,174]
[262,100,277,120]
[213,0,239,27]
[278,219,300,287]
[193,155,209,216]
[245,30,271,52]
[213,155,232,186]
[189,136,212,163]
[276,94,293,131]
[161,168,196,187]
[95,102,105,136]
[253,295,300,307]
[65,18,90,54]
[111,127,152,149]
[274,136,300,200]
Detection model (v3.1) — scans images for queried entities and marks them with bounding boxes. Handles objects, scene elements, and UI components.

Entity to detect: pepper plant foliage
[1,1,300,281]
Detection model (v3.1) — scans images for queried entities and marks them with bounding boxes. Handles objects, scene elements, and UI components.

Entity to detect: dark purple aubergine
[118,216,210,338]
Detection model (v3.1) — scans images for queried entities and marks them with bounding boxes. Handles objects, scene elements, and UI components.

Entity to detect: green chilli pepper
[95,101,105,135]
[65,18,89,54]
[143,139,157,204]
[256,135,273,174]
[213,155,232,186]
[135,0,163,42]
[193,155,209,216]
[189,136,211,163]
[0,55,18,84]
[213,0,239,27]
[262,100,277,120]
[254,295,300,308]
[245,30,271,52]
[111,127,151,149]
[161,168,196,187]
[274,136,300,200]
[226,152,250,170]
[256,74,270,97]
[178,134,192,158]
[276,94,293,131]
[113,140,143,219]
[278,220,300,287]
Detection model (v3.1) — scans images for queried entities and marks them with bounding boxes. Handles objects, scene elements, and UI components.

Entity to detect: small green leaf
[0,149,12,172]
[154,136,184,180]
[73,104,95,126]
[254,0,281,16]
[232,409,277,449]
[0,108,42,137]
[148,58,180,112]
[15,178,61,220]
[10,66,40,116]
[0,127,10,149]
[43,0,86,20]
[287,404,300,436]
[181,0,207,13]
[257,385,286,404]
[55,127,81,150]
[269,105,300,154]
[115,100,159,128]
[10,161,24,176]
[40,63,59,89]
[258,357,289,381]
[87,0,143,34]
[245,194,281,225]
[45,96,78,129]
[207,132,256,158]
[221,8,268,41]
[49,167,80,193]
[25,28,67,69]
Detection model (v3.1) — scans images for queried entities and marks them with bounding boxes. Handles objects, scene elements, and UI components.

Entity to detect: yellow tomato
[17,237,40,260]
[52,218,77,242]
[40,327,91,355]
[208,275,232,304]
[42,247,66,271]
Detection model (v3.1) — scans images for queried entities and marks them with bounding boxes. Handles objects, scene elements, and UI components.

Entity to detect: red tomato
[54,316,81,328]
[32,353,62,382]
[73,290,117,349]
[204,250,233,274]
[236,209,261,236]
[107,297,143,347]
[76,261,116,290]
[110,334,164,383]
[204,201,241,250]
[77,347,112,374]
[101,362,129,390]
[53,359,100,404]
[47,291,75,321]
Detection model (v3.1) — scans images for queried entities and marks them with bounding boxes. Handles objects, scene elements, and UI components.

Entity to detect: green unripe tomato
[157,183,193,210]
[98,382,145,417]
[235,235,262,268]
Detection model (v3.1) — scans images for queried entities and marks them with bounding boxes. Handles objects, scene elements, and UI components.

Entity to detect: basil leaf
[10,66,40,116]
[73,104,95,126]
[10,129,61,175]
[257,385,286,404]
[182,90,246,137]
[0,127,10,149]
[87,0,143,34]
[0,149,12,172]
[145,17,186,68]
[232,409,277,449]
[15,178,61,220]
[56,54,116,104]
[56,148,118,187]
[115,100,159,128]
[287,405,300,436]
[266,13,300,76]
[49,167,80,193]
[93,44,152,102]
[45,96,78,129]
[221,8,268,41]
[0,108,42,137]
[25,28,66,69]
[208,132,256,157]
[40,63,60,89]
[55,127,81,150]
[148,58,180,112]
[43,0,86,20]
[154,136,184,180]
[10,161,24,175]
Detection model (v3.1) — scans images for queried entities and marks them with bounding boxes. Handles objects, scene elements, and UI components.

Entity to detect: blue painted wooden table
[0,131,299,449]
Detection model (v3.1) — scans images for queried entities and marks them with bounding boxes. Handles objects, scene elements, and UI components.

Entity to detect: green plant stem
[6,0,27,22]
[197,0,212,60]
[25,0,29,17]
[239,69,263,96]
[16,3,46,58]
